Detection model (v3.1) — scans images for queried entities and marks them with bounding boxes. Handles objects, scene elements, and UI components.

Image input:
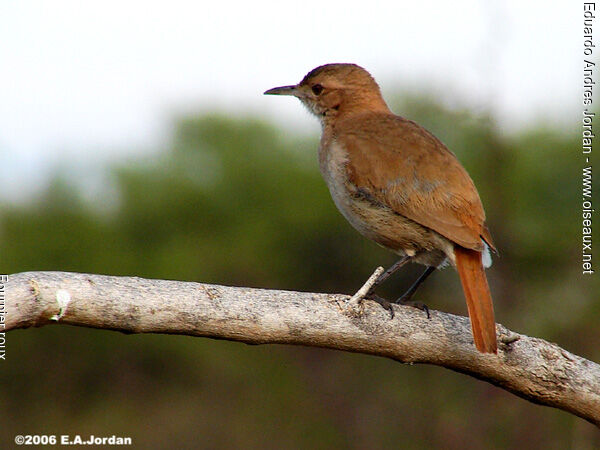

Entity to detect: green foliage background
[1,95,598,448]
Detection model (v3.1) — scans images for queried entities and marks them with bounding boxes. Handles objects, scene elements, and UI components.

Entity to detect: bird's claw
[394,295,430,319]
[370,294,395,319]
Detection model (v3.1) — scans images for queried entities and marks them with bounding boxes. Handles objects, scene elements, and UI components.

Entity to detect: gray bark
[4,271,599,426]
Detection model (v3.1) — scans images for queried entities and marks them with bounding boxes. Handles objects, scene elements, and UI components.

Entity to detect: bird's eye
[311,84,323,95]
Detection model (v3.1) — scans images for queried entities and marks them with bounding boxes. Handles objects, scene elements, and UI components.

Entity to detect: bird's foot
[393,294,430,319]
[370,294,395,319]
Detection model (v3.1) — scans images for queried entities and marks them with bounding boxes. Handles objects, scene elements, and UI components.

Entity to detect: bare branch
[5,271,600,426]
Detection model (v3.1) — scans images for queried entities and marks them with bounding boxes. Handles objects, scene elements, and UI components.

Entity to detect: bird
[265,63,497,353]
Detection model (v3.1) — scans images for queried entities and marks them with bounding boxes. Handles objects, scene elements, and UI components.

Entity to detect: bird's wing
[336,113,494,252]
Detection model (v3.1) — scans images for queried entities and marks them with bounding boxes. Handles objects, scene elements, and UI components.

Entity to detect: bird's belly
[336,188,450,266]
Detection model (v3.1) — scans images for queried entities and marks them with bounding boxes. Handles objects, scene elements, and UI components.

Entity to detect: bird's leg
[394,266,436,319]
[365,256,411,297]
[347,257,411,318]
[396,265,436,302]
[367,257,411,317]
[350,257,434,319]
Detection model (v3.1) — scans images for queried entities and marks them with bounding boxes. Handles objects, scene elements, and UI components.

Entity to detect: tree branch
[4,271,599,426]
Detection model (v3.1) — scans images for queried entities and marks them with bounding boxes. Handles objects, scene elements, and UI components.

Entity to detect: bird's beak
[264,85,299,96]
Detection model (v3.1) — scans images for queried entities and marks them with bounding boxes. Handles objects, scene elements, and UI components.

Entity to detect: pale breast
[318,140,407,246]
[319,141,355,220]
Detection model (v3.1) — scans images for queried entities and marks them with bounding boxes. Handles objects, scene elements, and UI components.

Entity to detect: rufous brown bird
[265,63,497,353]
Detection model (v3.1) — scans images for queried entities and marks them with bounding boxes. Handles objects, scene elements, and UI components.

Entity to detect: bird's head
[264,63,389,122]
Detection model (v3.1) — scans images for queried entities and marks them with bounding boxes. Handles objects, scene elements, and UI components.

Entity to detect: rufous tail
[454,246,497,353]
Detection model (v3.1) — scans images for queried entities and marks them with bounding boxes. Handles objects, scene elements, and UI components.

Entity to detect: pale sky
[0,1,581,198]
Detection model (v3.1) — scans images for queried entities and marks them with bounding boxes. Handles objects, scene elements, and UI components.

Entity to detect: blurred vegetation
[1,95,598,448]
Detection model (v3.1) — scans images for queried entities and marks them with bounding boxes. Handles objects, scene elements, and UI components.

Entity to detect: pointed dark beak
[264,85,299,96]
